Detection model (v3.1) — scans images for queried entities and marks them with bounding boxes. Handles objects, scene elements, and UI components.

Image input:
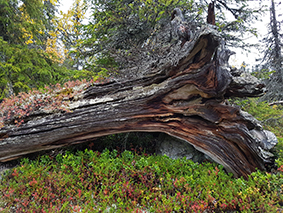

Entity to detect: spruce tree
[79,0,265,74]
[258,0,283,102]
[0,0,70,100]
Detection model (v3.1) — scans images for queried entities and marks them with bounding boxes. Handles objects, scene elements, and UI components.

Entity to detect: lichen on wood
[0,9,277,179]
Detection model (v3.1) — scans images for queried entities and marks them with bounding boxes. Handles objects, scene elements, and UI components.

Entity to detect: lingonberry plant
[0,148,282,212]
[1,89,283,212]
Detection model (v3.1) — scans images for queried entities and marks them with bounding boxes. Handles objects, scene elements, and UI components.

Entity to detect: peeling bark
[0,22,277,179]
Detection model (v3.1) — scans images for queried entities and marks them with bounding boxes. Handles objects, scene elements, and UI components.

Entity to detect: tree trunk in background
[260,0,283,101]
[270,0,282,83]
[0,24,277,179]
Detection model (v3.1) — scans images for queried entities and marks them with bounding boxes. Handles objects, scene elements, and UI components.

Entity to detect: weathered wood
[269,101,283,106]
[0,17,277,178]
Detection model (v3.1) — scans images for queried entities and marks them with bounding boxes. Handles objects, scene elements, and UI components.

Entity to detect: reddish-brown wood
[0,15,277,179]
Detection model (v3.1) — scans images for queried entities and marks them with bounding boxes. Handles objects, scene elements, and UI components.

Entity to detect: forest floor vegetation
[0,99,283,213]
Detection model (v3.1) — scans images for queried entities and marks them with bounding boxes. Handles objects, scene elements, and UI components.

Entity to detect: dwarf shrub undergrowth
[0,149,282,213]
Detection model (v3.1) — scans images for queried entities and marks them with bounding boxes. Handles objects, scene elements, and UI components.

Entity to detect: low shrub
[1,149,282,212]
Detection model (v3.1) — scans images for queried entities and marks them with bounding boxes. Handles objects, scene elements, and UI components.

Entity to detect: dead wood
[0,12,277,179]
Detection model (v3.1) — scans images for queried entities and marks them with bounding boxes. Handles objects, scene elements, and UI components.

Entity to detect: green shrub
[1,149,282,212]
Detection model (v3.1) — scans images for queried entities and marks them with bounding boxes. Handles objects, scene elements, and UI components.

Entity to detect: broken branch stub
[0,16,277,178]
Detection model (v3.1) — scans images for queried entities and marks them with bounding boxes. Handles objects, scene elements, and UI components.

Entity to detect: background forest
[0,0,282,100]
[0,0,283,212]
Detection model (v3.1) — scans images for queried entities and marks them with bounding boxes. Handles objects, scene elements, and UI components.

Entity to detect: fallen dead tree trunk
[0,20,277,178]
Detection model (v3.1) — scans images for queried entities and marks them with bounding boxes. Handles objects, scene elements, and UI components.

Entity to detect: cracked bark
[0,25,277,179]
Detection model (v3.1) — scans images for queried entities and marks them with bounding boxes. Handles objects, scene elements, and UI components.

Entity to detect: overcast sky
[228,0,283,69]
[59,0,283,69]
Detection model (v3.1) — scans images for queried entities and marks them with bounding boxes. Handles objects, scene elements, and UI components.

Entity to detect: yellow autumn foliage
[57,0,88,62]
[43,0,57,6]
[45,37,64,64]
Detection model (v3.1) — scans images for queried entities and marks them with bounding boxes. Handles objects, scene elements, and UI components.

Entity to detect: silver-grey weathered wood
[0,24,277,179]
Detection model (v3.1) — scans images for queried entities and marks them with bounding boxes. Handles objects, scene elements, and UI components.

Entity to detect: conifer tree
[258,0,283,102]
[58,0,88,70]
[0,0,70,100]
[79,0,265,74]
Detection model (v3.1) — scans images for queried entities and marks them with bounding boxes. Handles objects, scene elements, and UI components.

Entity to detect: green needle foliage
[0,37,71,99]
[80,0,265,73]
[0,0,72,100]
[0,0,268,99]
